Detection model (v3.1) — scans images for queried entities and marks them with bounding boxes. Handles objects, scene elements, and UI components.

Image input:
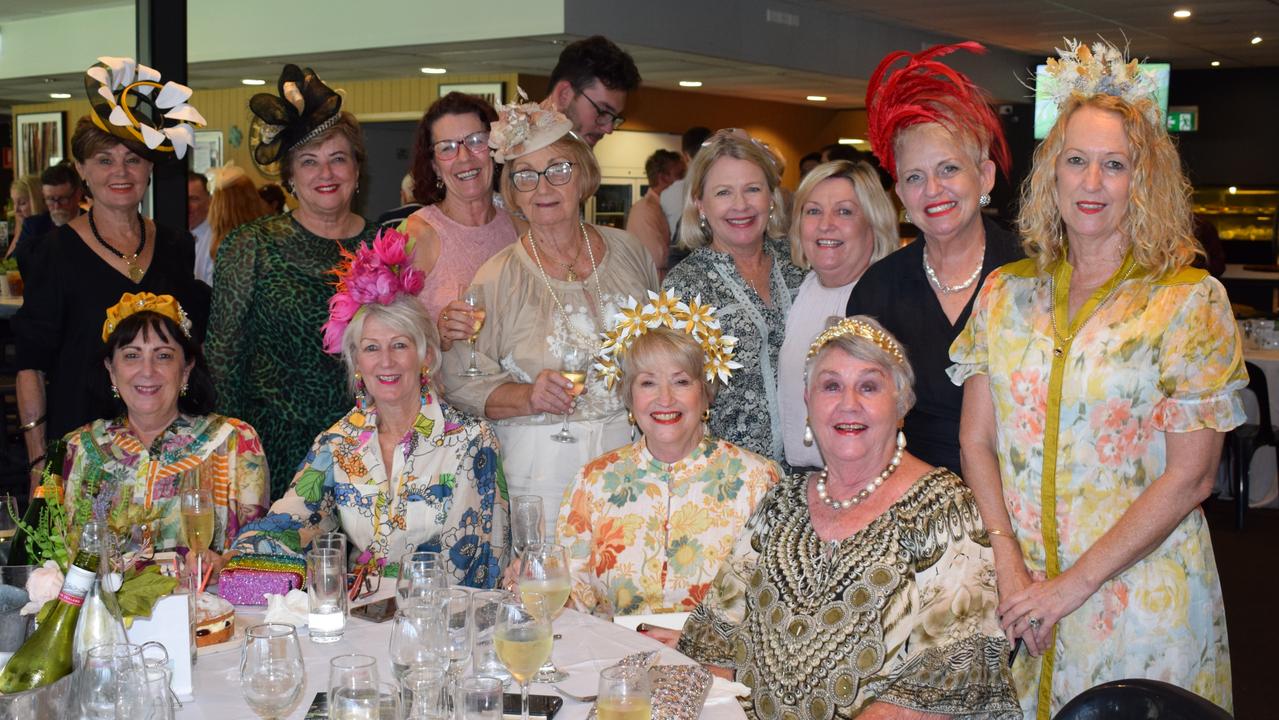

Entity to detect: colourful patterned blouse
[232,392,509,589]
[556,437,780,617]
[63,414,269,552]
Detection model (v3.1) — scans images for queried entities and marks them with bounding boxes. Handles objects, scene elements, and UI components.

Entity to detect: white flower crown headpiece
[595,290,742,389]
[1039,38,1162,125]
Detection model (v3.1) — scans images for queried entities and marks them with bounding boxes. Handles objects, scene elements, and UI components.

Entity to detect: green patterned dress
[206,213,375,498]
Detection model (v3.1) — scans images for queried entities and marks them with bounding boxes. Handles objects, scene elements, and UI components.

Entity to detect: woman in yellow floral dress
[556,292,780,617]
[950,40,1244,718]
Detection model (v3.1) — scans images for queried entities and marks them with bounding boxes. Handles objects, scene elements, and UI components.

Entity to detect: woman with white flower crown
[951,40,1244,716]
[556,291,781,618]
[440,95,657,535]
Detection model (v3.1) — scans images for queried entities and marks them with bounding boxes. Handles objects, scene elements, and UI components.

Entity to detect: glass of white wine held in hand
[458,284,489,377]
[550,345,591,443]
[518,542,571,682]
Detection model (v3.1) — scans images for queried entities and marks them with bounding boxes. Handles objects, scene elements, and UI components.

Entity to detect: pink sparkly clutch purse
[217,554,307,606]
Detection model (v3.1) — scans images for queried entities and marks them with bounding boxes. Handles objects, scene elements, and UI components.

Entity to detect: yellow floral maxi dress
[949,257,1246,717]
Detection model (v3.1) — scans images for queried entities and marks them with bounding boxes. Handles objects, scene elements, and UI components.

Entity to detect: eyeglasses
[510,161,575,192]
[44,192,78,207]
[433,132,491,160]
[579,93,625,130]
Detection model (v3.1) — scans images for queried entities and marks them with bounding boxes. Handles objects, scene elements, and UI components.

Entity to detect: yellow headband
[807,317,905,364]
[102,292,191,342]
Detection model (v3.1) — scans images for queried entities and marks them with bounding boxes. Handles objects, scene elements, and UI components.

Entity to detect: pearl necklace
[922,244,983,294]
[526,220,606,344]
[814,430,906,510]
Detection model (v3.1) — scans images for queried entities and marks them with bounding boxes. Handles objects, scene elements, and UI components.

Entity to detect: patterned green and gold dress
[678,470,1020,720]
[206,213,375,498]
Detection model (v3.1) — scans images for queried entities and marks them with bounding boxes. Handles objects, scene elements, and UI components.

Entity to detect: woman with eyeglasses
[406,93,522,352]
[440,99,657,535]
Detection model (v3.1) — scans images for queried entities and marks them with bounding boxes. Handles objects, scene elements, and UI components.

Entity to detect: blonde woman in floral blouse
[557,292,780,618]
[64,293,268,570]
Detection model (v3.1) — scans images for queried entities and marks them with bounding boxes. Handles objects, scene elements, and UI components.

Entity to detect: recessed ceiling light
[678,80,703,88]
[1252,35,1263,45]
[1229,186,1238,194]
[806,95,827,102]
[241,78,266,86]
[1172,9,1191,19]
[838,138,866,145]
[420,67,447,75]
[49,92,72,99]
[1211,60,1221,67]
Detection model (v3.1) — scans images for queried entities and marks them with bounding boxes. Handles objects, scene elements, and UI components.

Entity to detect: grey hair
[803,315,915,420]
[616,327,718,411]
[339,296,441,396]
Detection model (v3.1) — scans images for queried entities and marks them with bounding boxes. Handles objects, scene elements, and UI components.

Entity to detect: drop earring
[111,384,120,399]
[355,372,368,410]
[803,420,814,447]
[179,382,189,397]
[628,411,636,442]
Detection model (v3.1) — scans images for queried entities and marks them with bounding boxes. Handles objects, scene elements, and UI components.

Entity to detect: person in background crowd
[207,64,377,499]
[819,142,864,164]
[375,172,425,228]
[5,174,46,260]
[1193,213,1226,278]
[798,152,822,178]
[542,35,642,148]
[952,39,1242,718]
[778,161,898,471]
[188,170,213,285]
[625,148,684,279]
[405,92,519,338]
[671,317,1021,720]
[15,57,207,495]
[207,165,272,275]
[14,162,84,266]
[258,182,287,214]
[441,99,657,535]
[845,41,1022,474]
[559,294,779,617]
[64,293,267,572]
[660,126,712,243]
[663,129,805,464]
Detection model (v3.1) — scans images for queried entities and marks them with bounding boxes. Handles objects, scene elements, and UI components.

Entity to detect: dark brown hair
[410,93,498,205]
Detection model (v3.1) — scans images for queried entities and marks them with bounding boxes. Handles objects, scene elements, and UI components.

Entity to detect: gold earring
[701,408,710,422]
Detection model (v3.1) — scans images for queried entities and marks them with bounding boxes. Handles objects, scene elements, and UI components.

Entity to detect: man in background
[660,126,712,242]
[188,171,213,284]
[16,162,83,270]
[543,35,641,148]
[626,149,684,279]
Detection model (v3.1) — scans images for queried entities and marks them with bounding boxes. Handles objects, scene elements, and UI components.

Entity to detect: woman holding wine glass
[441,97,657,536]
[61,293,268,575]
[232,229,509,588]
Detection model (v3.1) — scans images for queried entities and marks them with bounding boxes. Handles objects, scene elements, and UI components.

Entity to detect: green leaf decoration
[116,565,179,620]
[413,416,436,438]
[296,468,326,504]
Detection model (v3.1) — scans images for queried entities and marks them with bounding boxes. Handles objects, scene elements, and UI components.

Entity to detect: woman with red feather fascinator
[845,41,1023,474]
[230,227,510,589]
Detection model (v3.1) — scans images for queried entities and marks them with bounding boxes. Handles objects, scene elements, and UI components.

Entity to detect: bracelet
[18,414,46,432]
[28,454,46,471]
[987,528,1017,539]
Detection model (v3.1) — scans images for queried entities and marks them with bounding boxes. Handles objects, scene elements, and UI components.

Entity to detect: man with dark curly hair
[543,35,641,147]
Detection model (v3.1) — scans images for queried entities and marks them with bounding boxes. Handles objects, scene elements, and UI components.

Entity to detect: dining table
[179,586,747,720]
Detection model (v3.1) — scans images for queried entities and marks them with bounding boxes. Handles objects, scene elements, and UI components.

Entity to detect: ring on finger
[1028,616,1042,630]
[443,312,449,322]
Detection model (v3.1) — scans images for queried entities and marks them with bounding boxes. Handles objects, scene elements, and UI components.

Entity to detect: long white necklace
[922,244,984,294]
[814,430,906,510]
[527,220,606,343]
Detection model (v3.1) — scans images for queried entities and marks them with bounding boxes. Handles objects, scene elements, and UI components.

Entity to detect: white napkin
[711,675,751,698]
[262,589,309,627]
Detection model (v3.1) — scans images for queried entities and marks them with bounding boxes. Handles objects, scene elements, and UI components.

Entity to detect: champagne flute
[459,284,489,377]
[550,345,591,443]
[510,496,544,559]
[517,543,571,682]
[494,594,552,720]
[180,484,214,591]
[239,623,305,720]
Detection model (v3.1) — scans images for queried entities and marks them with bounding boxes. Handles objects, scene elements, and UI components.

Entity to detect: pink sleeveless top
[412,204,518,319]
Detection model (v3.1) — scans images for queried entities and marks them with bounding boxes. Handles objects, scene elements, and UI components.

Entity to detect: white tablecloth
[178,589,745,720]
[1239,348,1279,507]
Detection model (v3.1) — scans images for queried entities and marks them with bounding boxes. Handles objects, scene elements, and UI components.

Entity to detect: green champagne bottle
[0,538,100,693]
[7,439,68,567]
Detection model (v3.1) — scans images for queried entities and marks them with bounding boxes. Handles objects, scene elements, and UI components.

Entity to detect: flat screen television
[1032,63,1171,139]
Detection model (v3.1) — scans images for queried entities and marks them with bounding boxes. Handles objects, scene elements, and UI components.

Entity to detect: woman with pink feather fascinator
[230,226,510,588]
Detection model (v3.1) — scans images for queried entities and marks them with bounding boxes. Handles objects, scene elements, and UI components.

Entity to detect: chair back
[1245,361,1275,445]
[1051,678,1231,720]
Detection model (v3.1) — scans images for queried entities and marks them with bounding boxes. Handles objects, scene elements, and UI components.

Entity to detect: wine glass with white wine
[180,484,214,590]
[494,593,551,720]
[549,345,591,443]
[459,284,489,377]
[517,542,571,682]
[239,623,305,720]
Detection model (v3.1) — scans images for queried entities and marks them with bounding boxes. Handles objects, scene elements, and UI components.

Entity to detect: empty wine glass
[397,551,449,608]
[471,589,512,684]
[401,665,450,720]
[510,495,544,559]
[389,599,448,680]
[239,623,305,720]
[74,642,149,719]
[459,284,489,377]
[550,345,591,443]
[494,594,552,720]
[439,588,474,702]
[517,543,571,683]
[329,654,381,720]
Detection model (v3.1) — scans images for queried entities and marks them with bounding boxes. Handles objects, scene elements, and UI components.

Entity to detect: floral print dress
[949,257,1246,717]
[232,392,509,588]
[556,437,780,617]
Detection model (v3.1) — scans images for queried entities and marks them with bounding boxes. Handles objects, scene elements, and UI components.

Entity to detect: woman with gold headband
[62,292,268,570]
[670,316,1019,720]
[951,40,1243,716]
[556,291,780,618]
[846,42,1023,474]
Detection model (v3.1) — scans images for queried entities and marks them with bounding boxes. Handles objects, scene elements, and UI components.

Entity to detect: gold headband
[596,290,741,389]
[102,292,192,342]
[807,318,905,365]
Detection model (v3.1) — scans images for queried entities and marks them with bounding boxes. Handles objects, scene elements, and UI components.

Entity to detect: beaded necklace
[526,220,606,346]
[922,243,983,294]
[814,430,906,510]
[89,207,147,283]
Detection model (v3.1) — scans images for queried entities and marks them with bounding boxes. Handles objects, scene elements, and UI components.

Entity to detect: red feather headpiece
[866,41,1010,181]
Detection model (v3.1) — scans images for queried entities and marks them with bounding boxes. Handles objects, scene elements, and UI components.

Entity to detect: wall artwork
[16,112,66,177]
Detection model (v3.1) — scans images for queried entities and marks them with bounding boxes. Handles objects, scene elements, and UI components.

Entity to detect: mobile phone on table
[305,691,328,719]
[350,596,398,623]
[503,692,563,719]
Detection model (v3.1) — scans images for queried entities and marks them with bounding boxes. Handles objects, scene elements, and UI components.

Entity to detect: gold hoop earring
[701,408,710,422]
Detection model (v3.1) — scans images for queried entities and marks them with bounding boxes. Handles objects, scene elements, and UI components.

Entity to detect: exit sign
[1168,105,1198,132]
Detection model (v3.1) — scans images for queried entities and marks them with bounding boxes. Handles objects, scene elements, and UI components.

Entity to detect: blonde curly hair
[1018,93,1200,278]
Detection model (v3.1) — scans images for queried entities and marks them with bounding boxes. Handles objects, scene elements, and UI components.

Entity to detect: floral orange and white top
[949,257,1245,718]
[556,437,780,617]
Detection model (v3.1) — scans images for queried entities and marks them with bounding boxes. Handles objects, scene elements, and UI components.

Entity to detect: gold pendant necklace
[1048,259,1135,358]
